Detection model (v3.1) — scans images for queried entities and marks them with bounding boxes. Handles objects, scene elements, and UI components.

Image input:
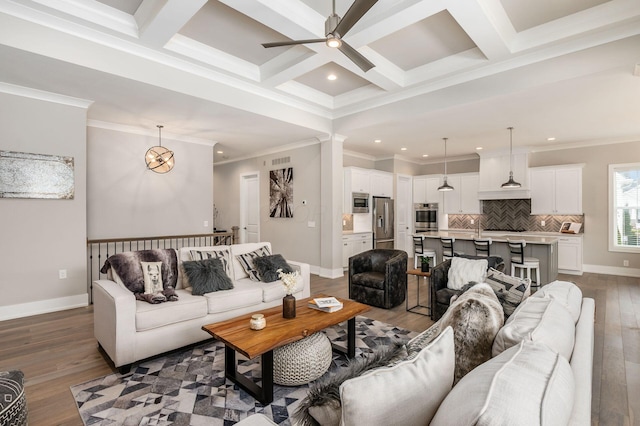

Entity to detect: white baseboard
[318,266,345,279]
[0,294,89,321]
[583,264,640,278]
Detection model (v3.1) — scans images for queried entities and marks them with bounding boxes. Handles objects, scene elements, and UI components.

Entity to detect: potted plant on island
[420,257,430,272]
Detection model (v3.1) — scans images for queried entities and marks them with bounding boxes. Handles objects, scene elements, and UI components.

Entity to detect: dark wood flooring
[0,271,637,425]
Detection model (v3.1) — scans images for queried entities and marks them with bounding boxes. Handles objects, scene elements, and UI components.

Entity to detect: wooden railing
[86,227,238,303]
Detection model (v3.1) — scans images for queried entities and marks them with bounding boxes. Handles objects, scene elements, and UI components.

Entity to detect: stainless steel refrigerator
[373,196,394,249]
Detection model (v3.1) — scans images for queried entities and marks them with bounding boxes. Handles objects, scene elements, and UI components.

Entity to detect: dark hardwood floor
[0,270,637,425]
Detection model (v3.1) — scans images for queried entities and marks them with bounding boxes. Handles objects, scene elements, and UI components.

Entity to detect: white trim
[214,137,323,165]
[0,293,88,321]
[583,264,640,278]
[0,82,93,108]
[87,120,217,146]
[319,267,344,279]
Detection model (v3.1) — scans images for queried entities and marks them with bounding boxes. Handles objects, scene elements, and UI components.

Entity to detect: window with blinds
[610,163,640,252]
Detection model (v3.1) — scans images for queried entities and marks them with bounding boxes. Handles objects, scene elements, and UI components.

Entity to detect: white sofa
[239,279,594,426]
[93,242,310,369]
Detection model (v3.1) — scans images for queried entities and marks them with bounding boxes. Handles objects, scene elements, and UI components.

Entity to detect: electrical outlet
[308,221,316,228]
[59,269,67,279]
[470,219,474,225]
[623,260,629,267]
[204,220,209,227]
[541,220,545,226]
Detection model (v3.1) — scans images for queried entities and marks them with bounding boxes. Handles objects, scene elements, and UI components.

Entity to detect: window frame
[609,162,640,253]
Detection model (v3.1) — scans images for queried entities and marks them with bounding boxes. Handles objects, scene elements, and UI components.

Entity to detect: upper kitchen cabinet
[413,175,442,204]
[530,165,584,214]
[443,173,481,214]
[477,149,530,200]
[370,171,394,197]
[345,167,371,194]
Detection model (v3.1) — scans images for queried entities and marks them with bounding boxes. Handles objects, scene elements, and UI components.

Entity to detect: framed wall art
[0,150,74,199]
[269,167,293,218]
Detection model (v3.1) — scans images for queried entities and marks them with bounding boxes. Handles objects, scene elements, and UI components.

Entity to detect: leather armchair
[349,249,408,309]
[431,254,505,321]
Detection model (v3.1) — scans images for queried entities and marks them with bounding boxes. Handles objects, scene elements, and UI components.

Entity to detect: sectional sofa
[93,242,310,370]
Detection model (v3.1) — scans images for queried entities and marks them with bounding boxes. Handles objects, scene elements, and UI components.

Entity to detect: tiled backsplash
[448,199,584,233]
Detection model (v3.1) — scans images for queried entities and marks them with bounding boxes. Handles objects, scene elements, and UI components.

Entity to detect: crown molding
[213,137,324,166]
[0,82,93,108]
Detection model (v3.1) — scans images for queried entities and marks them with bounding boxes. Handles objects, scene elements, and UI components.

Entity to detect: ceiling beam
[135,0,207,47]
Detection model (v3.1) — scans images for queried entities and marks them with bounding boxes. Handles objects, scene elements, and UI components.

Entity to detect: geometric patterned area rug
[71,316,417,425]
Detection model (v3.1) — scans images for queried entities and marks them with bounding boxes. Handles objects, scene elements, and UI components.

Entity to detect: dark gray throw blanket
[100,249,179,303]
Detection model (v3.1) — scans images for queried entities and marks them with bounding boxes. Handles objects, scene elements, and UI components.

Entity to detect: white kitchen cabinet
[342,233,373,269]
[530,165,583,214]
[345,167,370,193]
[413,177,427,203]
[413,175,442,204]
[557,235,583,274]
[478,152,529,192]
[370,171,393,197]
[443,173,481,214]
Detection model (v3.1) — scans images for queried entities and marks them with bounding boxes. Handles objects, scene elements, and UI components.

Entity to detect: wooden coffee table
[202,295,370,404]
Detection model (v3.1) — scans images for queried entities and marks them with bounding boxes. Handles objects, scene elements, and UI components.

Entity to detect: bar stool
[508,239,540,286]
[473,238,492,257]
[413,236,437,269]
[440,237,462,261]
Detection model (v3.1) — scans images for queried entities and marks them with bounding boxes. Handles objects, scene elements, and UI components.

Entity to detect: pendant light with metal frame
[145,125,175,174]
[501,126,521,188]
[438,137,454,191]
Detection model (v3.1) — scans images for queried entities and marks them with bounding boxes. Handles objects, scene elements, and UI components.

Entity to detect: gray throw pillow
[253,254,293,282]
[182,258,233,295]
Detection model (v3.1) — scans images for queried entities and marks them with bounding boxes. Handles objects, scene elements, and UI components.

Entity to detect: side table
[406,268,432,317]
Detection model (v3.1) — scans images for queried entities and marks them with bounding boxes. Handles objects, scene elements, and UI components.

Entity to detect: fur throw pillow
[438,283,504,384]
[101,249,178,303]
[447,257,488,290]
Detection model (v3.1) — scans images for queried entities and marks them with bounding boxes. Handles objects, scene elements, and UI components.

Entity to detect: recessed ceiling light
[476,147,483,150]
[217,150,223,154]
[422,154,429,157]
[547,137,556,141]
[374,139,381,143]
[401,147,407,151]
[327,74,337,81]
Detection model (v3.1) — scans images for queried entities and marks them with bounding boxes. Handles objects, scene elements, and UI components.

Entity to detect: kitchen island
[418,230,558,285]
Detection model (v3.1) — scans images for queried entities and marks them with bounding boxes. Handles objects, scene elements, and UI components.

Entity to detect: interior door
[240,172,260,243]
[396,175,412,253]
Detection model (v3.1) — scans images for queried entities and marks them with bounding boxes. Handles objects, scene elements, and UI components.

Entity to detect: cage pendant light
[438,137,454,191]
[501,126,521,188]
[145,125,174,174]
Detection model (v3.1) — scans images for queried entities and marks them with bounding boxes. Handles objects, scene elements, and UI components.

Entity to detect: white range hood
[477,148,530,200]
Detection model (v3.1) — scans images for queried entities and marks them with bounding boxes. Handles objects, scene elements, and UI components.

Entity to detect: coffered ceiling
[0,0,639,163]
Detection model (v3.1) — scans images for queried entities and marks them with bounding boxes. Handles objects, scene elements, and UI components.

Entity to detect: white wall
[87,126,214,238]
[214,143,322,268]
[0,91,88,319]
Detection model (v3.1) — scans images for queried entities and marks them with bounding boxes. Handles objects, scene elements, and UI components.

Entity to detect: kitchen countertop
[342,231,372,235]
[417,230,560,245]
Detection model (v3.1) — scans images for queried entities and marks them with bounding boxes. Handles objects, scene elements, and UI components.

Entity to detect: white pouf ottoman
[273,332,333,386]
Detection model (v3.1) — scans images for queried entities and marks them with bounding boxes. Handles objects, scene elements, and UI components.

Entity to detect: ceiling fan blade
[262,39,326,48]
[333,0,378,37]
[339,41,374,72]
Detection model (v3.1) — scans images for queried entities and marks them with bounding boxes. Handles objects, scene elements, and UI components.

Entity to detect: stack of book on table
[308,297,343,313]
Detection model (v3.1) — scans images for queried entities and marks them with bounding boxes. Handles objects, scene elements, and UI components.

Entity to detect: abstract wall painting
[0,150,74,199]
[269,167,293,218]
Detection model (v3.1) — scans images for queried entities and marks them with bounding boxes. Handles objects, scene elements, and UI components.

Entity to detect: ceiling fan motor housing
[325,14,340,37]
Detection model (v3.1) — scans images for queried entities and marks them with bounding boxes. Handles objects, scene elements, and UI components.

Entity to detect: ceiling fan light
[326,36,342,48]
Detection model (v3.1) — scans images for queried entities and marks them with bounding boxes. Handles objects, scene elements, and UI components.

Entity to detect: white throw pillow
[339,327,455,426]
[533,280,583,323]
[431,340,575,426]
[140,261,163,294]
[493,296,575,360]
[447,257,488,290]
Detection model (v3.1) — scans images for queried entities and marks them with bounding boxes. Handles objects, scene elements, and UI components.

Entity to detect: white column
[319,135,345,278]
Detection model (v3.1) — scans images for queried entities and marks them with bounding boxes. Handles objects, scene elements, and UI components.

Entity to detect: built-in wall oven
[414,203,438,232]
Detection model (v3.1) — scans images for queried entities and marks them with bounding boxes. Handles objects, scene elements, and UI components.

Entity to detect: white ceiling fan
[262,0,378,72]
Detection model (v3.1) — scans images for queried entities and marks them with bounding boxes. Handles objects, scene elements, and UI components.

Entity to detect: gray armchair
[349,249,408,309]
